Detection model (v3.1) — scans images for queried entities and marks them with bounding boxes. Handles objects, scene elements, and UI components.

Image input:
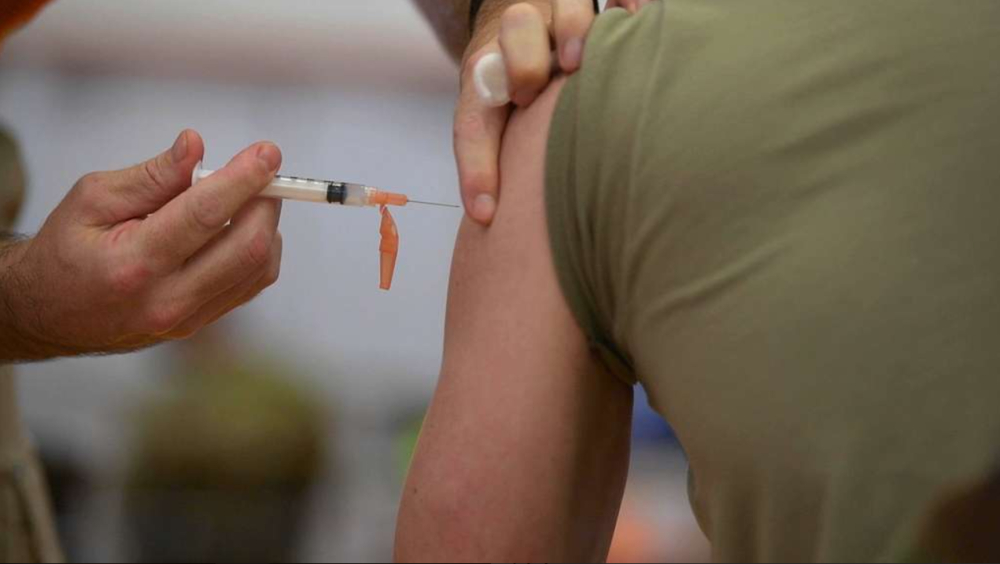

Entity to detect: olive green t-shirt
[545,1,1000,561]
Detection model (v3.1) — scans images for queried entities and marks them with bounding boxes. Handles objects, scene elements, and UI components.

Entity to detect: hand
[0,130,284,361]
[455,0,597,225]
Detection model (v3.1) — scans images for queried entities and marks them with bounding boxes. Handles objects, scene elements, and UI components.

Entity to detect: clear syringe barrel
[192,163,406,207]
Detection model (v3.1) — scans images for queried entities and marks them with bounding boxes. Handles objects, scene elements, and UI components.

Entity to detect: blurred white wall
[0,1,460,561]
[1,0,457,90]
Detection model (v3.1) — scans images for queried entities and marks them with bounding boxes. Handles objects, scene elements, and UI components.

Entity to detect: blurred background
[0,1,708,561]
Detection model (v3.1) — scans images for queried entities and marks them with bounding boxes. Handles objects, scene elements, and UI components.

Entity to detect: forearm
[413,0,553,62]
[0,235,85,363]
[0,236,43,362]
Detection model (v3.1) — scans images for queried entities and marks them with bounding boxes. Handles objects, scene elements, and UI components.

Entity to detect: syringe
[192,163,458,209]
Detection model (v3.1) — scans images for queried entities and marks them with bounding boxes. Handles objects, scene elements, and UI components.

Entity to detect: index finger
[456,48,513,225]
[137,142,282,271]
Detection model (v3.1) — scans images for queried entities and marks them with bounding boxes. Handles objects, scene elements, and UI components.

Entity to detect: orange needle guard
[379,205,399,291]
[370,190,408,208]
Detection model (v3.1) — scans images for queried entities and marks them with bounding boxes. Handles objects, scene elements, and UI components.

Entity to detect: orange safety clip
[378,205,399,291]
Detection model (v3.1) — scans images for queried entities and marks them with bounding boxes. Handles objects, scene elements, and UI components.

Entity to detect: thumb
[96,129,205,222]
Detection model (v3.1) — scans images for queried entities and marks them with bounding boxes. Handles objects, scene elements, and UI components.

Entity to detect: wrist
[0,237,45,362]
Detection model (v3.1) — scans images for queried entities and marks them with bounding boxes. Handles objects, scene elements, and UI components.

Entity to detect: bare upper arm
[395,77,634,563]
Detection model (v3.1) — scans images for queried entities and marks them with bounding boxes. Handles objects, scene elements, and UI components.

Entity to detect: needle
[408,199,461,209]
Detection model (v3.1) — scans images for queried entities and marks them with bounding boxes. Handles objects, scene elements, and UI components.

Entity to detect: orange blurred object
[370,190,408,208]
[0,0,51,45]
[379,205,399,291]
[608,508,661,564]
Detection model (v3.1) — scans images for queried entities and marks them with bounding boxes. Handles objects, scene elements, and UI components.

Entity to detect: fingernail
[171,131,188,162]
[473,52,511,107]
[562,38,584,71]
[257,144,281,173]
[473,194,497,223]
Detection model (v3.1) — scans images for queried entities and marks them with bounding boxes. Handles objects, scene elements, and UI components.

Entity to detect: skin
[395,78,634,563]
[413,0,653,226]
[0,130,284,361]
[414,0,604,225]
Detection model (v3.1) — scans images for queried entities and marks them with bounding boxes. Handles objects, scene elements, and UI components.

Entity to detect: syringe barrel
[266,175,333,203]
[192,163,377,207]
[343,184,379,207]
[267,176,373,206]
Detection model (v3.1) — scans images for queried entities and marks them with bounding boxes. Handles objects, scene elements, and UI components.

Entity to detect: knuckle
[263,263,281,287]
[145,302,187,335]
[454,111,488,142]
[108,261,153,296]
[254,241,282,291]
[143,156,171,192]
[241,228,273,270]
[265,252,282,287]
[188,191,228,232]
[235,148,275,186]
[74,172,106,200]
[461,170,495,195]
[170,323,201,341]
